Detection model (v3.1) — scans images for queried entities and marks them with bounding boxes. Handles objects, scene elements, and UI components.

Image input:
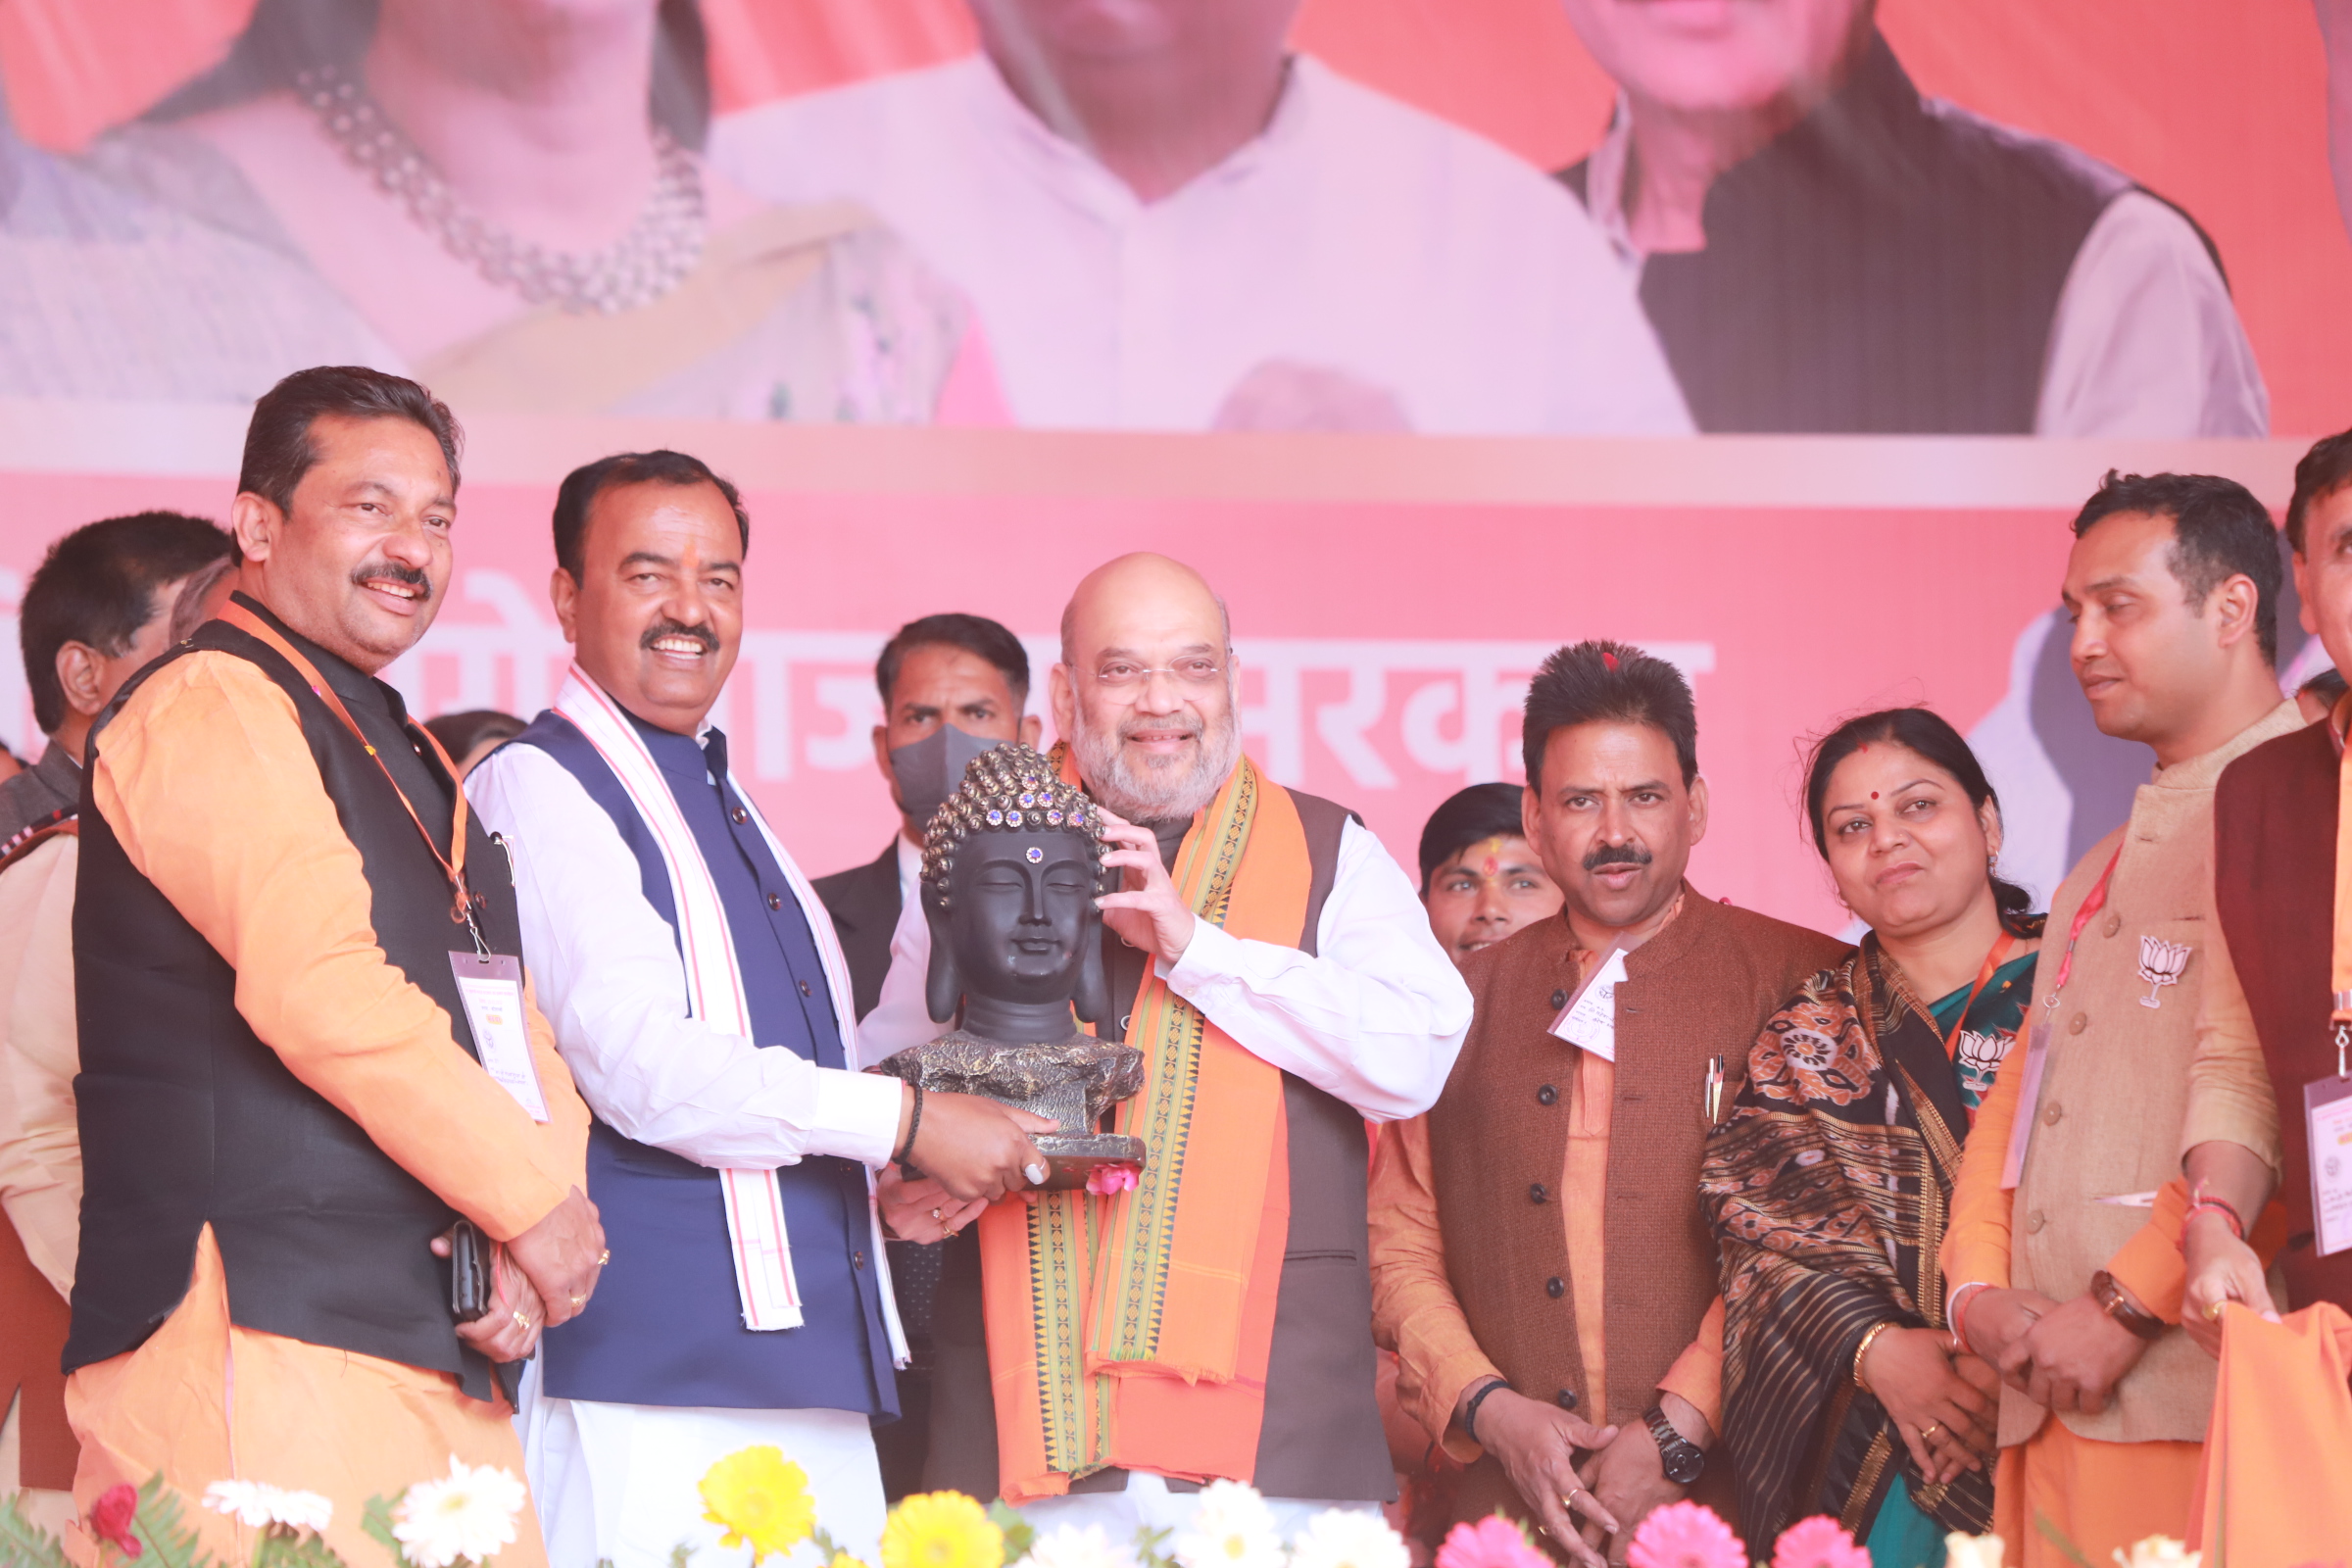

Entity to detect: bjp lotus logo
[2136,936,2192,1008]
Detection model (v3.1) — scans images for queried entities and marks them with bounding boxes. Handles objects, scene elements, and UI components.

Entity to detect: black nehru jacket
[813,839,904,1021]
[69,597,525,1399]
[1562,30,2222,434]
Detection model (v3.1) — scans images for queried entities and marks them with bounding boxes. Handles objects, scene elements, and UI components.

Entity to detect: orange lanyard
[220,602,483,948]
[1942,930,2018,1060]
[2042,845,2122,1009]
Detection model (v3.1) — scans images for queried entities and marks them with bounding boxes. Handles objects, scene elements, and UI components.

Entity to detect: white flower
[392,1456,528,1568]
[1285,1510,1407,1568]
[202,1481,334,1534]
[1944,1534,2005,1568]
[1022,1523,1141,1568]
[1173,1480,1286,1568]
[2114,1540,2200,1568]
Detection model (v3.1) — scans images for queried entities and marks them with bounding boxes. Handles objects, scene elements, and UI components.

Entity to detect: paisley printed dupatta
[979,748,1308,1502]
[1700,937,2030,1547]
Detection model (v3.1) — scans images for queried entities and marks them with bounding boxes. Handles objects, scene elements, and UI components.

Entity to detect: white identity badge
[448,952,550,1123]
[1999,1018,2054,1192]
[1550,947,1628,1062]
[2307,1073,2352,1257]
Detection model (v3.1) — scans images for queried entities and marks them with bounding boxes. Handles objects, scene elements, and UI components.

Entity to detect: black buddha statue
[871,743,1147,1191]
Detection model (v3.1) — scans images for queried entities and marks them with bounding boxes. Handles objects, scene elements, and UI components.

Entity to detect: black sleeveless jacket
[1563,31,2220,434]
[68,598,525,1399]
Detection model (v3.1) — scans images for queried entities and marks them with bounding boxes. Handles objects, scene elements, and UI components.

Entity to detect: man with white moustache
[710,0,1690,435]
[890,553,1472,1532]
[469,450,1054,1566]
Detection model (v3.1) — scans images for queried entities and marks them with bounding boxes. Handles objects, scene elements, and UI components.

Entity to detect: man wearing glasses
[884,552,1471,1531]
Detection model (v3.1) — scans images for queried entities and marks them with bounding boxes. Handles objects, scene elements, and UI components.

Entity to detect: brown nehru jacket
[2203,719,2352,1310]
[1423,887,1843,1529]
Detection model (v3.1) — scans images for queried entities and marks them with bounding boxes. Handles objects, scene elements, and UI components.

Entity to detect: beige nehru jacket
[1987,699,2301,1446]
[0,834,82,1298]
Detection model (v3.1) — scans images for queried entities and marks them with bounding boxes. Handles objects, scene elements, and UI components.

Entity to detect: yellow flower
[700,1446,817,1564]
[880,1492,1004,1568]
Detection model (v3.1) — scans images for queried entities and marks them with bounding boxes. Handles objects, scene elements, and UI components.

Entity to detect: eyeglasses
[1087,657,1227,691]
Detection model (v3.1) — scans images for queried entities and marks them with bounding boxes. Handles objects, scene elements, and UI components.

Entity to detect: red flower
[89,1484,143,1558]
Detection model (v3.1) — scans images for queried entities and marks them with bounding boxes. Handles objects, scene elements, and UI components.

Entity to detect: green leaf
[0,1490,70,1568]
[666,1545,696,1568]
[1130,1524,1174,1568]
[127,1473,214,1568]
[987,1502,1034,1565]
[360,1496,410,1568]
[2032,1510,2097,1568]
[253,1530,354,1568]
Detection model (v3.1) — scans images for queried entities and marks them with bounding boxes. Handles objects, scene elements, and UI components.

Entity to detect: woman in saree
[1700,707,2042,1565]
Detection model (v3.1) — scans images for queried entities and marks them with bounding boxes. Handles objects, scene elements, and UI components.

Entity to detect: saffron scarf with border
[981,747,1308,1501]
[1700,936,2034,1547]
[553,665,905,1354]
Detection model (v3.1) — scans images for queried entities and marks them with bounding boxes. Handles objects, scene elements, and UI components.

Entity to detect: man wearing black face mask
[817,614,1041,1040]
[811,612,1038,1499]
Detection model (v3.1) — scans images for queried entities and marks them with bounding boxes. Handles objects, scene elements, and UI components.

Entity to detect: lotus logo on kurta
[2136,936,2193,1008]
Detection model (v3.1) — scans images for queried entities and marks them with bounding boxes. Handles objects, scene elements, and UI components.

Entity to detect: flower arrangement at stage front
[0,1458,528,1568]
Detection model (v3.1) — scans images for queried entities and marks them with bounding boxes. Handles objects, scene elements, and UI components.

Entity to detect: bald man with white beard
[875,553,1471,1530]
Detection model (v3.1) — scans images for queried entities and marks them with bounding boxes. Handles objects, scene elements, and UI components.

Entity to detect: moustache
[640,618,720,655]
[1582,842,1653,872]
[1119,715,1201,742]
[351,558,434,602]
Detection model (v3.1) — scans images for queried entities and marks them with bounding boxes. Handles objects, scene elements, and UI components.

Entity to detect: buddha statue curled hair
[919,742,1104,912]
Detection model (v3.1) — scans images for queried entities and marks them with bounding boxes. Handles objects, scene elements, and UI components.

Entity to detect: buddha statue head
[888,744,1146,1188]
[918,741,1111,1039]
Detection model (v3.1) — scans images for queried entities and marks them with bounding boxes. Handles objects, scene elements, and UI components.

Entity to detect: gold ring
[513,1310,532,1332]
[597,1250,612,1266]
[2205,1298,2227,1322]
[1919,1421,1942,1441]
[930,1207,944,1223]
[569,1294,585,1307]
[1561,1487,1584,1510]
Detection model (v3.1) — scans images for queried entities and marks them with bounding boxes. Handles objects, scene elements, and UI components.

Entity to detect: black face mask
[890,723,1001,830]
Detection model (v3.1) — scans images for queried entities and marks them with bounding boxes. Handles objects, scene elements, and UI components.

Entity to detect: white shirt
[853,835,939,1068]
[1579,102,2269,438]
[471,742,905,1172]
[711,55,1693,436]
[858,813,1472,1124]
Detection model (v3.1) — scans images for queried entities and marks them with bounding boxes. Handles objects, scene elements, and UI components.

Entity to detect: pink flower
[1626,1501,1746,1568]
[89,1484,143,1559]
[1436,1514,1547,1568]
[1087,1164,1140,1196]
[1770,1518,1868,1568]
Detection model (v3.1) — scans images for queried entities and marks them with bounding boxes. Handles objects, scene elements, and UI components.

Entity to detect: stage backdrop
[0,408,2314,936]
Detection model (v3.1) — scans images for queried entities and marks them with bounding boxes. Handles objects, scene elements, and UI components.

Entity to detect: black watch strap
[1643,1403,1705,1485]
[1463,1378,1510,1446]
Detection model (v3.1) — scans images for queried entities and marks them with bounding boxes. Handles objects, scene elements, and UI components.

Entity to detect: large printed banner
[0,410,2314,936]
[2,2,2348,437]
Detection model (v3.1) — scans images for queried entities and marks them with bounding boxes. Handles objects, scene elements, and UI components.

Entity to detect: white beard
[1070,702,1243,823]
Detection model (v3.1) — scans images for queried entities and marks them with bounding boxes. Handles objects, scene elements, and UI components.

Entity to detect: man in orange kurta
[62,368,601,1568]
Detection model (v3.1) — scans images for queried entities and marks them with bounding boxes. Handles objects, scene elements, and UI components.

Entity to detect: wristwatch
[1642,1404,1705,1486]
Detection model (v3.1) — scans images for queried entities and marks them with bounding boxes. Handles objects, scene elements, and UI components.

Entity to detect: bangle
[2184,1197,2246,1242]
[1852,1321,1896,1394]
[1462,1378,1510,1446]
[2090,1269,2167,1342]
[1948,1282,1990,1350]
[894,1082,924,1167]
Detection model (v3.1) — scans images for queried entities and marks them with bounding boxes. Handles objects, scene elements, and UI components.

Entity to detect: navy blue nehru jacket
[524,708,899,1418]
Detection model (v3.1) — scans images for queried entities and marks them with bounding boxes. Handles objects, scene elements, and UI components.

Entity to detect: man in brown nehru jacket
[1371,641,1840,1566]
[2180,428,2352,1334]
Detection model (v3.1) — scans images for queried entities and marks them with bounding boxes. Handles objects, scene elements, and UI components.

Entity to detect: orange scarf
[981,751,1309,1501]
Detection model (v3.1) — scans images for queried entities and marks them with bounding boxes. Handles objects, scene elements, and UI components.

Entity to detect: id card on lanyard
[2315,712,2352,1256]
[2003,849,2120,1191]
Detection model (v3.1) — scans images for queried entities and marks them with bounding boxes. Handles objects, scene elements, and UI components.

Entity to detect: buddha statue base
[874,1031,1148,1192]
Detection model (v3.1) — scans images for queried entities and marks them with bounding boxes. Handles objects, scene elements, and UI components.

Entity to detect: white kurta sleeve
[1161,817,1471,1122]
[2034,190,2269,438]
[469,743,904,1171]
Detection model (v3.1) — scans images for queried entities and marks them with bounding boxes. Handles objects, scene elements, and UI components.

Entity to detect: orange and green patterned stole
[980,749,1309,1502]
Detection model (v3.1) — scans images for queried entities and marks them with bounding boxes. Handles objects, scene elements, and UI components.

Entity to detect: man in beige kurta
[1942,473,2297,1564]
